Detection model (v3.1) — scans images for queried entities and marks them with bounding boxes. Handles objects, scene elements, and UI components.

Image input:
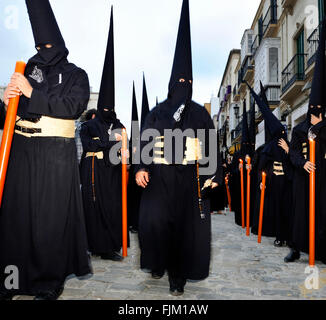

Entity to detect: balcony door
[296,30,305,80]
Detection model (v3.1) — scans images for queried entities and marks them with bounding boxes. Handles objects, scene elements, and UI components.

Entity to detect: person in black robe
[0,0,91,300]
[128,75,151,233]
[210,130,227,214]
[80,6,124,262]
[247,82,293,246]
[285,18,326,263]
[127,82,141,233]
[233,99,251,227]
[135,0,223,296]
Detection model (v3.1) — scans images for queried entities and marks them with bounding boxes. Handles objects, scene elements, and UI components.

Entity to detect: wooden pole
[0,61,26,207]
[225,176,231,211]
[246,156,251,236]
[122,129,128,257]
[309,138,316,267]
[258,172,267,244]
[240,159,245,228]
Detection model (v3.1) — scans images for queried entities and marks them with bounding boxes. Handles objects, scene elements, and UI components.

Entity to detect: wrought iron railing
[251,35,259,57]
[242,55,254,78]
[307,24,320,68]
[263,4,278,36]
[281,53,307,93]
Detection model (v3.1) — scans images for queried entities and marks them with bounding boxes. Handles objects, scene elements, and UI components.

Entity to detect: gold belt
[153,136,203,165]
[273,161,284,176]
[86,151,104,160]
[15,116,75,138]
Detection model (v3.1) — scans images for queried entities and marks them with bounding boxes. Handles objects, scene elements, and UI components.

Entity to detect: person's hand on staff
[260,182,266,190]
[246,164,252,170]
[3,83,21,106]
[136,170,150,188]
[239,162,243,170]
[115,133,122,141]
[304,161,316,174]
[10,73,33,99]
[278,138,289,154]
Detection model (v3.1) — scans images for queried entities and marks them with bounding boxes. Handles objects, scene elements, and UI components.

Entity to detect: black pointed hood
[26,0,68,66]
[249,98,256,151]
[241,99,251,156]
[26,0,65,47]
[97,6,115,121]
[308,18,326,119]
[141,74,150,131]
[168,0,193,107]
[156,96,159,106]
[246,81,285,139]
[259,82,272,143]
[130,82,139,147]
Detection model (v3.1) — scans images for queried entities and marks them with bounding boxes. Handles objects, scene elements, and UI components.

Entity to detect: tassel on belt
[15,116,75,138]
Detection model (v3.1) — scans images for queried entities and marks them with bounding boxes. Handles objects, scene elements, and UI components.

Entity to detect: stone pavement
[15,212,326,300]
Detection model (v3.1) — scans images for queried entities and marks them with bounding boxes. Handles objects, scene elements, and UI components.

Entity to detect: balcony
[237,68,246,94]
[231,120,242,143]
[306,25,320,77]
[281,53,307,102]
[242,55,254,82]
[251,35,259,57]
[282,0,297,10]
[263,4,278,38]
[262,85,281,106]
[233,85,240,102]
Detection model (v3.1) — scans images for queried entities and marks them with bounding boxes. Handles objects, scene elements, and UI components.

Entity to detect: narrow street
[16,212,326,300]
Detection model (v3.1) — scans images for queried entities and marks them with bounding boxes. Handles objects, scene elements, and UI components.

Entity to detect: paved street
[16,212,326,300]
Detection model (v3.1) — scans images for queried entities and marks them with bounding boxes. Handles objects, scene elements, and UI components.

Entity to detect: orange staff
[121,128,128,257]
[246,156,251,236]
[309,138,316,267]
[225,176,231,211]
[239,159,245,228]
[0,61,26,207]
[258,172,267,244]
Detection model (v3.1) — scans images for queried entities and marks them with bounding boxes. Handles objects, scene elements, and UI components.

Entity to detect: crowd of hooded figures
[0,0,325,301]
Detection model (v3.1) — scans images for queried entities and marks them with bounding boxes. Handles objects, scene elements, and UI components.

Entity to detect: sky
[0,0,261,130]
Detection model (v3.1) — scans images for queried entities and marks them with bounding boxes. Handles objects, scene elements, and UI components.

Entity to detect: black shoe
[274,240,284,247]
[169,276,186,296]
[284,249,300,263]
[152,272,164,280]
[34,287,64,301]
[0,291,14,301]
[101,252,123,262]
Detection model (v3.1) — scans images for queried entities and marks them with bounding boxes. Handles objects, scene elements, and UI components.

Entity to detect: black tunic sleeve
[289,129,307,169]
[203,110,223,186]
[27,69,90,119]
[80,122,117,153]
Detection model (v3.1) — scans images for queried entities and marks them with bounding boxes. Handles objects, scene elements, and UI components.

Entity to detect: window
[269,47,278,83]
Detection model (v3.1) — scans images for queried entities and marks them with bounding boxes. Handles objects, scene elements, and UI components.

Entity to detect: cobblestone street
[16,212,326,300]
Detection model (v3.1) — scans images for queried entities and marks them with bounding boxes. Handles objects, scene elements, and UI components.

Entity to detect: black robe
[80,116,124,256]
[0,101,6,129]
[0,63,91,295]
[229,152,248,227]
[290,120,326,262]
[252,140,293,240]
[210,164,227,212]
[137,100,223,280]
